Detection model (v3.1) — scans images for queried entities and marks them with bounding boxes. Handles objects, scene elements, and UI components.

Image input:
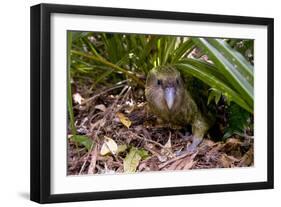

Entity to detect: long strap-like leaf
[176,63,253,113]
[192,38,253,108]
[207,38,253,84]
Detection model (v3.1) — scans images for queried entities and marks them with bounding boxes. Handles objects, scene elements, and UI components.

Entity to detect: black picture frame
[30,3,274,204]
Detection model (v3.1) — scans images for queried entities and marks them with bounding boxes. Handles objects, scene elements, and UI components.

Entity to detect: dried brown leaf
[166,159,183,170]
[183,153,198,170]
[218,153,238,168]
[116,112,132,128]
[238,147,254,167]
[221,138,243,158]
[95,104,107,112]
[160,137,173,159]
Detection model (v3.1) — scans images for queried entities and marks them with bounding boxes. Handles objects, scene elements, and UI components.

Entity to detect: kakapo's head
[145,66,185,112]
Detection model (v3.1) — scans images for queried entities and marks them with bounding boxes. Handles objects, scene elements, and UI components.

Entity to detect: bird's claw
[175,137,202,156]
[185,144,197,154]
[185,137,202,154]
[178,132,193,141]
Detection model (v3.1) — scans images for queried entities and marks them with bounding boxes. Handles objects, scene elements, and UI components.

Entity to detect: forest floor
[67,81,254,175]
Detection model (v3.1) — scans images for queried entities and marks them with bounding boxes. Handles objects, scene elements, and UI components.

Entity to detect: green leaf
[192,38,253,108]
[179,58,229,84]
[176,62,253,113]
[72,32,90,42]
[171,38,194,63]
[124,147,142,173]
[208,38,253,84]
[162,37,177,65]
[81,36,104,60]
[67,32,76,135]
[208,88,222,105]
[71,49,145,86]
[223,103,251,139]
[71,135,93,151]
[137,148,149,160]
[123,147,149,173]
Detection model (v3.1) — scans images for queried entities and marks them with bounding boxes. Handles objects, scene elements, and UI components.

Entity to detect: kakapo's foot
[185,136,202,154]
[178,131,192,141]
[175,136,202,156]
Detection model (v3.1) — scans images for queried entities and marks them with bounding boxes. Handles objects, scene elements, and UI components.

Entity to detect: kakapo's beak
[164,87,176,110]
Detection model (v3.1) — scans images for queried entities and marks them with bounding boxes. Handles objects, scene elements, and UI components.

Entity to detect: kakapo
[145,65,213,152]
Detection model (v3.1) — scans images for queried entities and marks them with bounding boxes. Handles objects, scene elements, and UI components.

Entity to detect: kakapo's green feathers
[145,65,213,139]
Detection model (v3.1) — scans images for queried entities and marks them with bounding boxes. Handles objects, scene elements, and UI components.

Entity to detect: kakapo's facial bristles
[164,87,175,110]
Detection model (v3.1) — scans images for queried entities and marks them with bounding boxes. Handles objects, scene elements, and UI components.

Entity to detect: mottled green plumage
[145,66,212,152]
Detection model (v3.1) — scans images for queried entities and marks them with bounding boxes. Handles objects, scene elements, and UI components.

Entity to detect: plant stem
[67,32,77,136]
[71,49,145,87]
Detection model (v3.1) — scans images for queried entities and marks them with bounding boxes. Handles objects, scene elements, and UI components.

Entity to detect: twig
[87,144,98,174]
[107,85,131,121]
[158,151,197,169]
[79,145,93,174]
[74,84,125,108]
[133,133,175,158]
[78,85,130,174]
[79,127,102,175]
[90,85,129,132]
[234,131,254,139]
[78,151,92,174]
[134,134,166,149]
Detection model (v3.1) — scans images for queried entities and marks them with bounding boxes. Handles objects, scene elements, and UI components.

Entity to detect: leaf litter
[67,81,254,175]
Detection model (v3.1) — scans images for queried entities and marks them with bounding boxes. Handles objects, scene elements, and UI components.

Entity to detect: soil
[67,81,254,175]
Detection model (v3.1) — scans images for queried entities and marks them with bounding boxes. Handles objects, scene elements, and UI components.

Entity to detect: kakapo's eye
[157,79,162,86]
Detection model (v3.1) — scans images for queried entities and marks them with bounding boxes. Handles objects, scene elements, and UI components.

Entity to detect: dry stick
[165,130,174,157]
[95,86,131,168]
[235,131,254,139]
[143,145,161,157]
[158,150,197,169]
[181,152,197,170]
[79,120,105,175]
[79,143,95,174]
[106,85,131,123]
[78,85,130,174]
[87,144,98,174]
[99,86,132,165]
[110,85,129,109]
[166,159,183,170]
[113,85,131,111]
[74,83,125,109]
[109,85,130,109]
[134,134,175,158]
[92,85,129,131]
[79,115,106,174]
[118,86,132,106]
[134,134,166,149]
[89,112,103,127]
